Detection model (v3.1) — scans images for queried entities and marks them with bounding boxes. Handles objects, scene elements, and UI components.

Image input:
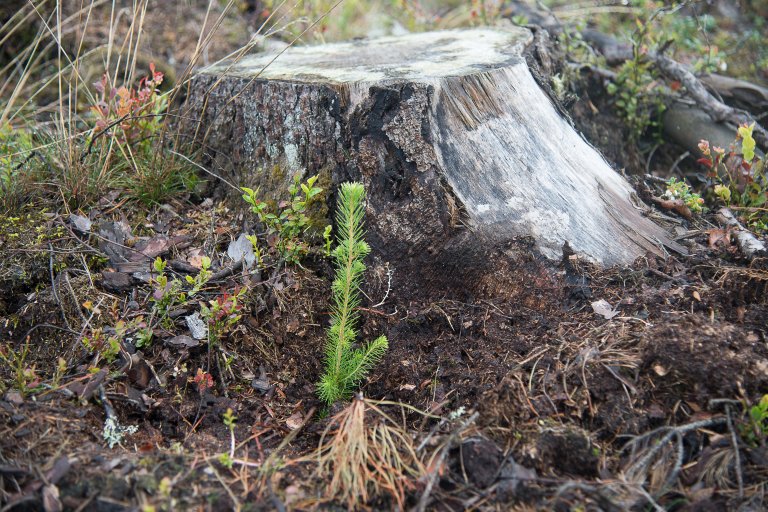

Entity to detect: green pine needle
[318,182,388,405]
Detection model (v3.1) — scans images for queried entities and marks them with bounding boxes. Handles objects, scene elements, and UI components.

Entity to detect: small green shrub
[741,394,768,447]
[199,288,246,345]
[150,257,188,328]
[663,177,705,213]
[242,174,323,264]
[318,182,387,405]
[82,327,122,364]
[0,341,42,396]
[91,66,199,206]
[698,123,767,231]
[606,39,667,143]
[3,66,198,210]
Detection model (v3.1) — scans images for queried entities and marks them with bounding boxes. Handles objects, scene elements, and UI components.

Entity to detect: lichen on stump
[183,27,684,283]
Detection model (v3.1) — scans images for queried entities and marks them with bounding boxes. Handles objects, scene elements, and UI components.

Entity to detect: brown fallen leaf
[285,411,304,430]
[705,227,732,248]
[42,484,61,512]
[651,197,693,220]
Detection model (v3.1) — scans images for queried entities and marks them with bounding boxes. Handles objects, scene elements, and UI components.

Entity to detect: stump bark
[183,27,685,280]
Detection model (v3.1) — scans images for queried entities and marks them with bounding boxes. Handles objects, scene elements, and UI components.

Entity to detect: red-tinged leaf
[696,158,713,167]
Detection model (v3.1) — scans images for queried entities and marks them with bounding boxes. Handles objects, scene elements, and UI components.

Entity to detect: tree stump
[183,27,685,286]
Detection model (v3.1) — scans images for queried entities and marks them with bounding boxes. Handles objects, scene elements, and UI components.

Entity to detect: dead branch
[652,53,768,149]
[716,208,767,259]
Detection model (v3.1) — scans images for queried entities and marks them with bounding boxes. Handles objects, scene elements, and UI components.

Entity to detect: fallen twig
[414,411,479,512]
[716,208,767,259]
[652,53,768,149]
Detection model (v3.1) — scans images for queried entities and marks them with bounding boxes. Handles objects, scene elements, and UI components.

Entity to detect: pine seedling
[318,182,388,405]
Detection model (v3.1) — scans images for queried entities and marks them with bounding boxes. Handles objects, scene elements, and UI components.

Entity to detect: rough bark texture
[182,27,685,291]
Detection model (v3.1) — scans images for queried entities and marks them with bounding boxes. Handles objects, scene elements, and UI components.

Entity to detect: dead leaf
[286,317,300,333]
[285,411,303,430]
[167,335,200,348]
[42,484,61,512]
[706,227,731,248]
[591,299,619,320]
[5,390,24,406]
[284,484,306,507]
[185,313,207,340]
[69,214,91,233]
[127,358,152,389]
[132,236,171,260]
[227,233,256,268]
[652,197,693,220]
[187,248,207,269]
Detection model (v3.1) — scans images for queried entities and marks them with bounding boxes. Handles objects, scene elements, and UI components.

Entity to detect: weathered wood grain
[183,27,685,274]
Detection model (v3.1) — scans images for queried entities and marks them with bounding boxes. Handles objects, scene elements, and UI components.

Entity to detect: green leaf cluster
[242,174,323,264]
[318,182,387,405]
[741,394,768,447]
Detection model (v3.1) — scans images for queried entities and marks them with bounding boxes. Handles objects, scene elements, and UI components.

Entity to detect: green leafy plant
[0,341,42,396]
[82,327,122,364]
[242,174,323,264]
[150,257,186,327]
[92,67,199,206]
[185,256,212,296]
[741,394,768,447]
[605,25,667,143]
[318,182,387,405]
[199,288,246,345]
[698,123,767,230]
[663,177,705,213]
[323,224,333,257]
[0,122,38,211]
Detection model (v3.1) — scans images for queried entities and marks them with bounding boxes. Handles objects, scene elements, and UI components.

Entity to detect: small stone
[101,271,133,293]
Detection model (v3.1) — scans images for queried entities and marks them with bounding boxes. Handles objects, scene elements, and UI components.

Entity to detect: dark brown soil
[1,196,766,511]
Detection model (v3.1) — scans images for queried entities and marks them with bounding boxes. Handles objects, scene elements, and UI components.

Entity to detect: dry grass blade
[315,396,427,510]
[620,417,728,497]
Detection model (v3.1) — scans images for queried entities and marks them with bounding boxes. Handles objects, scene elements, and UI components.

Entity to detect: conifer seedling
[318,182,388,405]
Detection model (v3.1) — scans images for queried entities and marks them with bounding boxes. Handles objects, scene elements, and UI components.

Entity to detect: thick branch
[652,54,768,148]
